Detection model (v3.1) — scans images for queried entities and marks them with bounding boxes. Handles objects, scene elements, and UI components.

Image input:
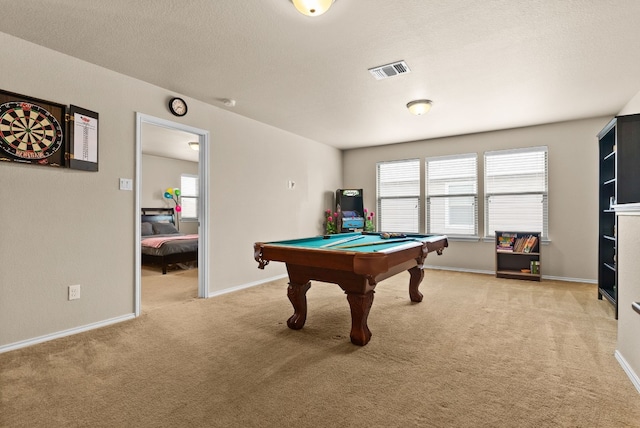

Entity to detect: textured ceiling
[141,123,200,163]
[2,0,640,151]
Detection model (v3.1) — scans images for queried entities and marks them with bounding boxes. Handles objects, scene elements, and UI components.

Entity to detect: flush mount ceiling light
[406,99,433,116]
[292,0,334,16]
[188,141,199,151]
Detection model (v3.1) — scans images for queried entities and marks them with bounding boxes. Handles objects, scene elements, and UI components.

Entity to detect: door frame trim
[134,113,210,316]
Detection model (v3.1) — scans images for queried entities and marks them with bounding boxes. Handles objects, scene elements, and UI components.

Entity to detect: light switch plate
[119,178,133,191]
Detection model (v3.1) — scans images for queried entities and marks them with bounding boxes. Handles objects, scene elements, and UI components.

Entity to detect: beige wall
[0,33,342,349]
[616,214,640,389]
[141,154,198,234]
[619,90,640,116]
[343,117,611,281]
[615,90,640,390]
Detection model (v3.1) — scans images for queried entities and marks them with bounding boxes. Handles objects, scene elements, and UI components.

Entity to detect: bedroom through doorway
[135,113,210,316]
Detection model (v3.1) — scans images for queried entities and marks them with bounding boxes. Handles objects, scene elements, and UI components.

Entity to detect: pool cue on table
[335,238,420,249]
[320,235,365,248]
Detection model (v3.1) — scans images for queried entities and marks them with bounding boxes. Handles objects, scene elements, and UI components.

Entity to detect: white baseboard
[615,350,640,394]
[208,273,288,298]
[424,265,495,275]
[541,275,597,284]
[425,265,597,284]
[0,313,135,354]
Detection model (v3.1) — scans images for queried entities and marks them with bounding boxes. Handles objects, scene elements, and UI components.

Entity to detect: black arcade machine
[336,189,365,232]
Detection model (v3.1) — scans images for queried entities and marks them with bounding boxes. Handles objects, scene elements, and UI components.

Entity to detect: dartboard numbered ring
[0,101,64,160]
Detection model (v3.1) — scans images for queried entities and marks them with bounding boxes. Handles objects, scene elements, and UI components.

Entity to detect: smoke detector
[368,61,411,80]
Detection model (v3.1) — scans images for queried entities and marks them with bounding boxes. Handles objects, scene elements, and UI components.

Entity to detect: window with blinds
[376,159,420,233]
[484,147,548,237]
[426,154,478,236]
[180,174,199,220]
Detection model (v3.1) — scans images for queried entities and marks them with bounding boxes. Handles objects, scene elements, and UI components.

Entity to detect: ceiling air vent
[368,61,411,80]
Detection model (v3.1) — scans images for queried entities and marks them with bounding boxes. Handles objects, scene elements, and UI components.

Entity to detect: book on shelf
[530,260,540,274]
[514,236,527,252]
[497,232,539,253]
[513,237,523,252]
[497,234,515,251]
[505,234,538,253]
[522,235,538,253]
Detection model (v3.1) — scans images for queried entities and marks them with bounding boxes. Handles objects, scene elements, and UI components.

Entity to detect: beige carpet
[141,265,198,312]
[1,270,639,427]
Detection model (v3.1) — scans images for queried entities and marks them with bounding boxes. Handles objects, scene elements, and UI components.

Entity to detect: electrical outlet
[68,284,81,300]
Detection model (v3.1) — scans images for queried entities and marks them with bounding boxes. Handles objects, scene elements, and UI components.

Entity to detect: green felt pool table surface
[264,232,445,252]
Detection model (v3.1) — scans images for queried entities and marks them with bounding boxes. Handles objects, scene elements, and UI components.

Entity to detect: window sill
[482,236,550,244]
[444,235,481,242]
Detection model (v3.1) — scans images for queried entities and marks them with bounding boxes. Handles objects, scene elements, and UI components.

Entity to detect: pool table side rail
[254,235,448,277]
[254,243,391,275]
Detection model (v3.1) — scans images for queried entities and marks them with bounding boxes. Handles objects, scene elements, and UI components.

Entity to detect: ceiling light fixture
[406,99,433,116]
[292,0,334,16]
[188,141,199,151]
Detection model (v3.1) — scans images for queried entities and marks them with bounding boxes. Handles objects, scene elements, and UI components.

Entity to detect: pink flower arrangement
[325,209,338,234]
[364,208,376,232]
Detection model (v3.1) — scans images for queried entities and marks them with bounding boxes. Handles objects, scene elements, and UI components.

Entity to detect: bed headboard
[141,207,176,225]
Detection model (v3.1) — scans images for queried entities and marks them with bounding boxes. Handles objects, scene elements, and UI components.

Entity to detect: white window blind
[376,159,420,233]
[180,174,199,220]
[426,154,478,236]
[484,147,548,237]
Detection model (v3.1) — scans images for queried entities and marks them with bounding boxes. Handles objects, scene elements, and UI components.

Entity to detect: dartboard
[0,101,64,160]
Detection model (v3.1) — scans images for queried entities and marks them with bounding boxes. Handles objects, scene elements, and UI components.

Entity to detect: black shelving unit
[598,119,617,318]
[596,114,640,318]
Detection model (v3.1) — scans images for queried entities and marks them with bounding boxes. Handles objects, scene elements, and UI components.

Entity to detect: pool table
[254,232,448,345]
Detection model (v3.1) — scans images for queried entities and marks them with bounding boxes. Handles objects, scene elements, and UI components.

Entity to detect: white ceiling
[141,123,200,163]
[2,0,640,153]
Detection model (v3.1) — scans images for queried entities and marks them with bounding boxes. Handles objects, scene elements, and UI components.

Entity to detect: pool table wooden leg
[287,281,311,330]
[346,291,374,346]
[408,265,425,302]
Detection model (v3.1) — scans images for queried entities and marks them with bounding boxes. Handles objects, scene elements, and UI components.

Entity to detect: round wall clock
[168,97,188,117]
[0,101,64,161]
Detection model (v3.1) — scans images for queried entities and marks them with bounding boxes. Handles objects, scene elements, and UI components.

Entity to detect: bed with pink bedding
[141,208,198,274]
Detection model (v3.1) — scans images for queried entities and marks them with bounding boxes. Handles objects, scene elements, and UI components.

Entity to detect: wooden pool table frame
[254,233,448,345]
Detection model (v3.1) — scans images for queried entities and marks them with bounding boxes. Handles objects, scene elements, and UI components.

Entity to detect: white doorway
[134,113,210,316]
